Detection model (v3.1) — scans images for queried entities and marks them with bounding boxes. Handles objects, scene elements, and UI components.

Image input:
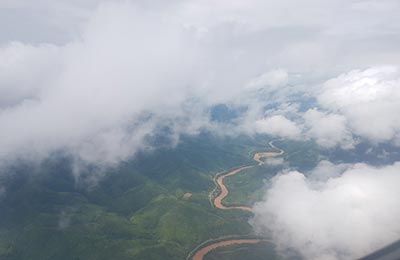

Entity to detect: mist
[1,2,400,258]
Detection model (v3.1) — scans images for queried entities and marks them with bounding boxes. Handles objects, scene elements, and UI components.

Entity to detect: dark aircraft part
[358,240,400,260]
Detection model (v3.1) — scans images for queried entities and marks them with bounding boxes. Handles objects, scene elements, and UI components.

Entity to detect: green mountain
[1,134,300,260]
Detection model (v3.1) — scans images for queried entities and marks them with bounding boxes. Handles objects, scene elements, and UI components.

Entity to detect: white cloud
[303,109,354,149]
[308,160,348,182]
[255,115,301,139]
[0,42,60,107]
[0,2,212,166]
[317,66,400,143]
[1,1,303,166]
[265,157,285,166]
[252,162,400,260]
[1,1,400,167]
[246,69,288,89]
[0,2,399,258]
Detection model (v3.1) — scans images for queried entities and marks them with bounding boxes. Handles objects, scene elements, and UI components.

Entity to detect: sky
[1,1,400,259]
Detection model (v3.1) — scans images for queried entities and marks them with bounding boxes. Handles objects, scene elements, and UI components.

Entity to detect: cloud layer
[0,2,250,165]
[255,115,302,139]
[0,3,203,165]
[1,2,400,259]
[252,65,400,149]
[317,66,400,144]
[1,1,400,166]
[252,161,400,260]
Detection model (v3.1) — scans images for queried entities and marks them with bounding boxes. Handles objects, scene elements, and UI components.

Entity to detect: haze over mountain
[1,1,400,260]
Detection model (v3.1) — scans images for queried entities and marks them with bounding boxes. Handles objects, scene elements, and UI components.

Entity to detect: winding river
[189,141,284,260]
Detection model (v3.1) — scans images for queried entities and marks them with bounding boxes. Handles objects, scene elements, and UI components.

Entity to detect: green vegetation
[278,140,320,171]
[223,165,281,207]
[0,134,321,259]
[223,138,319,208]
